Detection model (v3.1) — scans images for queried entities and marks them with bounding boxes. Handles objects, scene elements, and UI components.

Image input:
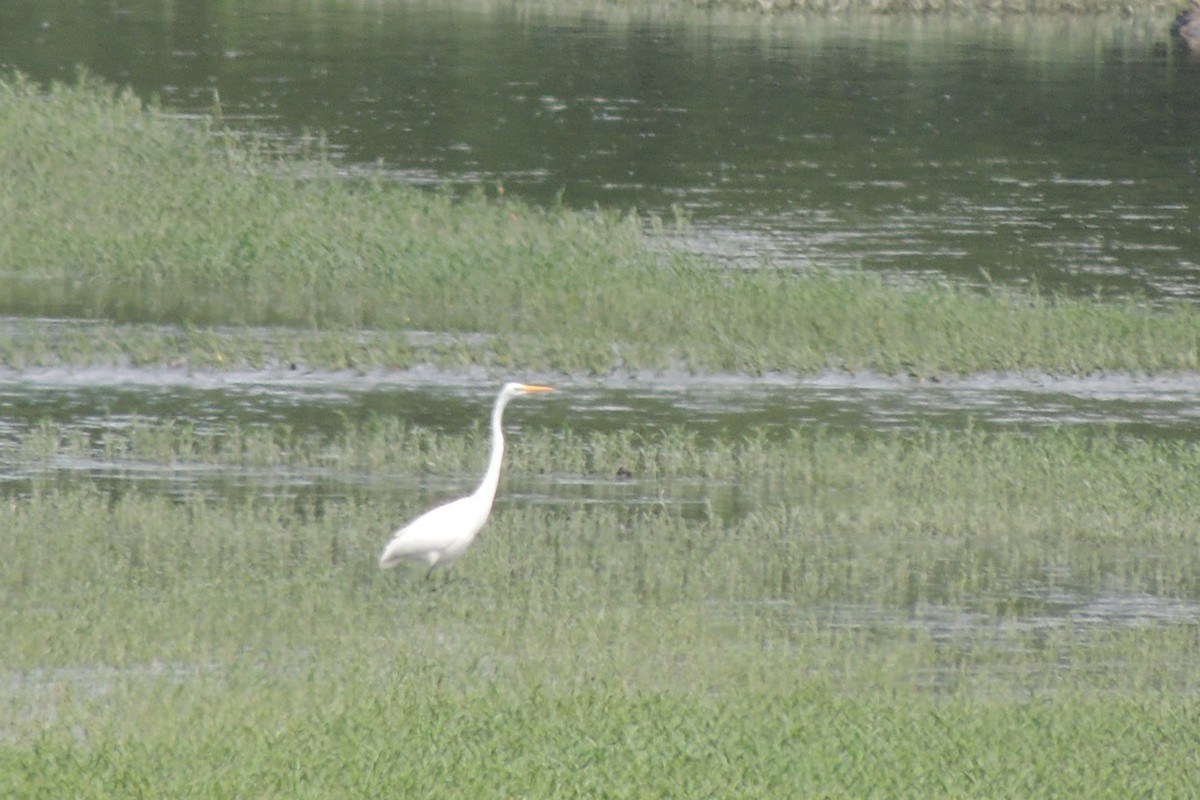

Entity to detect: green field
[4,71,1200,795]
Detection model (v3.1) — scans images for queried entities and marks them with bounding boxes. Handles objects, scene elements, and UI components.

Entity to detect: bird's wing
[379,494,487,566]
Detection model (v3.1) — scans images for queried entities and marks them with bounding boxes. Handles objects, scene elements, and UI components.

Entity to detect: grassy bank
[3,71,1199,377]
[3,422,1200,794]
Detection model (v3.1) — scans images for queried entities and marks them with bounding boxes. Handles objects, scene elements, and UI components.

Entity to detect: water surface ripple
[3,366,1200,443]
[2,3,1199,298]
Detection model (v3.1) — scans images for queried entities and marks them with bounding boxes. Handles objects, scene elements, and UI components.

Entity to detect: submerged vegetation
[3,71,1199,377]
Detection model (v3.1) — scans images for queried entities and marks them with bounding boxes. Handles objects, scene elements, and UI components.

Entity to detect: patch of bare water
[4,364,1200,440]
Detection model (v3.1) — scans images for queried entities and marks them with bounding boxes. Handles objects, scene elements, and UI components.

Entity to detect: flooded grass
[8,419,1200,616]
[4,72,1200,377]
[4,421,1200,793]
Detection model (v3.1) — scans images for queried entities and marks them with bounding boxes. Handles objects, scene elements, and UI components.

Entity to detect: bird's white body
[378,492,491,571]
[378,382,554,575]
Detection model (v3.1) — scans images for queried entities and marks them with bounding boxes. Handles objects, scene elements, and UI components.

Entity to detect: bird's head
[502,382,555,398]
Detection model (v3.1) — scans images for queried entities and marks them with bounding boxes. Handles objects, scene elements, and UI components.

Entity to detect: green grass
[10,421,1200,631]
[4,674,1200,798]
[3,422,1200,794]
[3,71,1200,377]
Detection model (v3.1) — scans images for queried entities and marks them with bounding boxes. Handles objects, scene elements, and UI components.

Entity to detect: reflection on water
[1,2,1198,298]
[739,590,1200,653]
[2,363,1199,505]
[4,363,1199,442]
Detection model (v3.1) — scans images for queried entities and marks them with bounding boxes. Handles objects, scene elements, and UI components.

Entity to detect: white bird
[378,381,555,577]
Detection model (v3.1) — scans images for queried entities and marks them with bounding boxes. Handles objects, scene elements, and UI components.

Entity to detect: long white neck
[473,391,511,503]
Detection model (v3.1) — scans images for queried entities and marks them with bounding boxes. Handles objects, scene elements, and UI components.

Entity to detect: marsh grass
[5,669,1200,798]
[4,72,1200,376]
[5,421,1200,678]
[5,421,1200,793]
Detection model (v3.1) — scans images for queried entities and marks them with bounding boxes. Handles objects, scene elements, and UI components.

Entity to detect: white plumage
[378,382,554,576]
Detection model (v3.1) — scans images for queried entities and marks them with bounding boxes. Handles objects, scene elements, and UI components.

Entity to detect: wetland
[2,1,1200,796]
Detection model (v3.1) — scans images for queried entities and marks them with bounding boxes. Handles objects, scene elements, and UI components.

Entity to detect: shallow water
[4,4,1199,495]
[4,362,1199,442]
[2,360,1199,506]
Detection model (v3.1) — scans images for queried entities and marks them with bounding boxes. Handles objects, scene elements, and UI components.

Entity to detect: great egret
[378,381,555,576]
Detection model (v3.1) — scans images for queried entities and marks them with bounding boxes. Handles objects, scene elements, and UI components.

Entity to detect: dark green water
[2,0,1198,298]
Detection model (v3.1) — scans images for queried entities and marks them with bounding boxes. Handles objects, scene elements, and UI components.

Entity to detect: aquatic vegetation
[4,421,1200,794]
[6,420,1200,674]
[3,72,1200,376]
[3,666,1199,798]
